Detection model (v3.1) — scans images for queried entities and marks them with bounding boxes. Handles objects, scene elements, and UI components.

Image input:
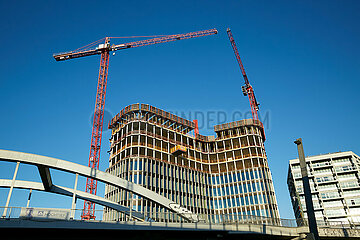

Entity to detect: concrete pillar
[294,138,319,240]
[2,161,20,218]
[26,189,32,208]
[70,173,79,219]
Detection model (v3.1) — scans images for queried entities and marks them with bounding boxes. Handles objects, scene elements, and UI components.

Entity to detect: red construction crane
[53,28,218,220]
[226,28,259,121]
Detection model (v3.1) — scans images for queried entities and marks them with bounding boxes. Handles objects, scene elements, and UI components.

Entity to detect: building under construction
[104,103,279,222]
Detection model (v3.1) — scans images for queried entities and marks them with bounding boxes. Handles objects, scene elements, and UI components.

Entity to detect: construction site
[50,27,279,222]
[1,26,359,240]
[2,1,360,238]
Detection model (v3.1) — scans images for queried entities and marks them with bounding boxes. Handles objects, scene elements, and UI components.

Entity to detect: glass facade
[104,103,279,222]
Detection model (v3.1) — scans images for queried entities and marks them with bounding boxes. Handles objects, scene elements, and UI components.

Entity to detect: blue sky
[0,0,359,219]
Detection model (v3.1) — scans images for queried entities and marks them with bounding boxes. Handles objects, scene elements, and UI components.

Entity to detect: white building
[287,151,360,226]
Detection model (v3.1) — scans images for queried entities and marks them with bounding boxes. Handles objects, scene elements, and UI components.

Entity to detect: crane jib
[53,29,218,62]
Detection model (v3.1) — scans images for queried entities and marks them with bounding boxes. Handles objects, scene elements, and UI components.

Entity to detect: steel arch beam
[0,150,196,221]
[0,179,144,220]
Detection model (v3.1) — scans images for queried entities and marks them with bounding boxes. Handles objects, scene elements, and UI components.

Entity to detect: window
[225,186,230,195]
[340,181,358,188]
[292,164,300,169]
[211,176,216,184]
[338,173,356,179]
[312,161,330,168]
[254,194,259,204]
[234,185,239,194]
[236,197,240,206]
[325,208,345,216]
[318,184,337,190]
[245,196,249,205]
[227,198,231,207]
[323,200,342,208]
[293,172,302,178]
[345,198,360,206]
[245,171,250,181]
[335,165,355,172]
[320,191,339,199]
[139,160,143,170]
[133,160,138,170]
[224,175,229,184]
[138,174,142,184]
[253,169,259,179]
[237,172,241,181]
[261,209,266,217]
[258,194,263,204]
[313,168,332,174]
[212,188,218,197]
[343,189,360,197]
[250,171,254,180]
[229,185,234,195]
[332,158,351,164]
[252,182,256,192]
[316,176,334,183]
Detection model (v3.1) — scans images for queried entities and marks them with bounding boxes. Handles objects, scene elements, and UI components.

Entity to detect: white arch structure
[0,149,197,221]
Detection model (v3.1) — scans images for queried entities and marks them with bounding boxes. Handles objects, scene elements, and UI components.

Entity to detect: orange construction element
[170,145,187,156]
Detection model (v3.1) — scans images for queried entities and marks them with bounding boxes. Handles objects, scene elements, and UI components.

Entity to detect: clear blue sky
[0,0,359,219]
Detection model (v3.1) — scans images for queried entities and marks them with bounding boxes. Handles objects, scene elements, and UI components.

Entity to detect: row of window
[293,165,357,177]
[211,168,269,185]
[211,193,271,209]
[318,189,360,199]
[112,160,272,199]
[212,181,267,197]
[110,158,207,185]
[209,209,269,223]
[291,157,352,169]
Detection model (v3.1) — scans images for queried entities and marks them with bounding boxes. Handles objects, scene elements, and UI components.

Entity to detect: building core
[104,103,279,222]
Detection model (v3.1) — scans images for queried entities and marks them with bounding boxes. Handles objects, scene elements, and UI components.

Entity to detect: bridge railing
[3,206,359,229]
[1,206,22,219]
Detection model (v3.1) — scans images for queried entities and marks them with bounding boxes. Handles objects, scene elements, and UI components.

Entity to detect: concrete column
[2,161,20,218]
[294,138,320,240]
[70,173,79,219]
[26,189,32,208]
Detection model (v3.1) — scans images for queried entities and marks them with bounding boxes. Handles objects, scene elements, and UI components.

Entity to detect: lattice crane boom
[53,28,217,220]
[53,29,218,61]
[226,28,259,121]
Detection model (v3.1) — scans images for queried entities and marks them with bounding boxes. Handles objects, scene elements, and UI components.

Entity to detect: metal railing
[2,206,360,230]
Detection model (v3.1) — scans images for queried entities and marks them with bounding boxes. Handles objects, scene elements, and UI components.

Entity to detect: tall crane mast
[226,28,259,121]
[53,28,218,220]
